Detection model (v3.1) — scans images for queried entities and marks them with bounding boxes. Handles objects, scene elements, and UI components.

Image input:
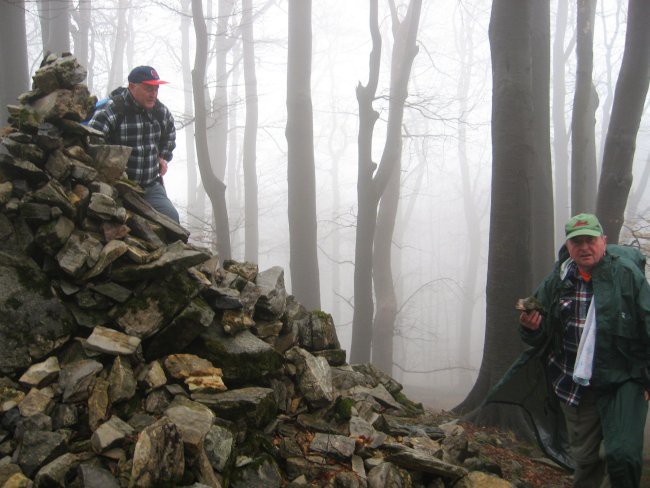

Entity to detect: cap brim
[566,229,602,240]
[141,80,169,85]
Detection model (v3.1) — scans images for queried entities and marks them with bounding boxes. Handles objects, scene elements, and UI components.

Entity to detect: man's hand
[159,158,168,176]
[645,390,650,402]
[520,310,542,331]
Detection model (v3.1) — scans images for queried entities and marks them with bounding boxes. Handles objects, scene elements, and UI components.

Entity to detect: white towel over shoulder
[573,298,596,386]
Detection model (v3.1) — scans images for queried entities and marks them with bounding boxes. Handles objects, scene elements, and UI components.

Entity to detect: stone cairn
[0,54,518,488]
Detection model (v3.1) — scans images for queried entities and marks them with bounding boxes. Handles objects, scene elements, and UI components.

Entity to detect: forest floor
[430,408,650,487]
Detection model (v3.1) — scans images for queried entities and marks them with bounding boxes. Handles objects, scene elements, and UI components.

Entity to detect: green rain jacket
[485,244,650,469]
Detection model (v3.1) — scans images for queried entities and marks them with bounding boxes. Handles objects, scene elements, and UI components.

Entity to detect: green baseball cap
[565,213,604,240]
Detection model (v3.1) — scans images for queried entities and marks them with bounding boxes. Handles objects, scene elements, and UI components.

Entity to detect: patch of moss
[333,396,354,422]
[394,391,424,415]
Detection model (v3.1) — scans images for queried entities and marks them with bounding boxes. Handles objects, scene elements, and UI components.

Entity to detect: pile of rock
[0,54,517,487]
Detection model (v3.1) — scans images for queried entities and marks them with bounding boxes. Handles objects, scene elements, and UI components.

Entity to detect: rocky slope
[0,53,567,488]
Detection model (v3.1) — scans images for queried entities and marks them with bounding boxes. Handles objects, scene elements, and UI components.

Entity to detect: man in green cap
[516,213,650,487]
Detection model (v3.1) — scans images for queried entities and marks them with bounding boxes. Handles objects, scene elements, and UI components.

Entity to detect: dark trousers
[561,383,647,488]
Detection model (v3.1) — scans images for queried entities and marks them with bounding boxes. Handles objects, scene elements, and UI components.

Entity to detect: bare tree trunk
[456,0,535,414]
[627,153,650,220]
[107,0,129,89]
[351,0,381,364]
[181,0,201,232]
[242,0,259,264]
[228,44,241,257]
[40,0,71,55]
[571,0,598,214]
[552,0,571,244]
[192,0,232,260]
[455,4,482,384]
[597,0,624,169]
[71,0,91,70]
[0,0,29,125]
[529,0,554,286]
[596,0,650,243]
[286,0,321,310]
[351,0,421,364]
[372,164,399,375]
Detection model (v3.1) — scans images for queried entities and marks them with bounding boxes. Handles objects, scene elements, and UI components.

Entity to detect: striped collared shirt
[546,261,592,407]
[88,88,176,186]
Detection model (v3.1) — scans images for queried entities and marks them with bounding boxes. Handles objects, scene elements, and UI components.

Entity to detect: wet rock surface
[0,54,559,487]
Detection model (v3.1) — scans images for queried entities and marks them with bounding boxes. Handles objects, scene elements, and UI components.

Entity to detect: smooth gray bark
[191,0,232,260]
[596,0,650,243]
[0,0,29,124]
[286,0,321,310]
[242,0,260,264]
[571,0,598,214]
[456,0,535,413]
[552,0,571,243]
[40,0,71,55]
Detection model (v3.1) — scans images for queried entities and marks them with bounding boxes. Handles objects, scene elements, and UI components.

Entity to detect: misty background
[1,0,649,412]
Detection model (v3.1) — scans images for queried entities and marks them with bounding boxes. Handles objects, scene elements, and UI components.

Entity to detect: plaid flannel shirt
[88,89,176,186]
[547,261,593,407]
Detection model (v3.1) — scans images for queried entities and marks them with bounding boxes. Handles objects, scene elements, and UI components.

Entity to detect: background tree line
[0,0,648,417]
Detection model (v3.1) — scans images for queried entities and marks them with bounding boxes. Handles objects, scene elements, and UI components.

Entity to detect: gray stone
[84,326,141,356]
[34,452,88,487]
[164,396,215,449]
[385,445,468,480]
[453,471,514,488]
[254,266,287,320]
[55,231,102,278]
[190,327,283,383]
[58,359,103,403]
[144,298,215,360]
[194,387,276,429]
[367,462,405,488]
[111,241,208,281]
[83,239,129,279]
[0,252,76,375]
[285,347,334,407]
[309,433,356,459]
[130,416,185,487]
[90,416,134,453]
[204,424,234,472]
[137,360,167,391]
[77,463,121,488]
[34,216,75,256]
[300,311,340,351]
[88,377,110,431]
[230,456,281,488]
[29,179,76,219]
[85,144,131,184]
[16,430,67,477]
[17,388,54,418]
[19,357,60,389]
[108,355,137,404]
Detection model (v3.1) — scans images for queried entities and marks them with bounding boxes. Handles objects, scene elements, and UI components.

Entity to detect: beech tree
[286,0,321,310]
[0,0,29,124]
[456,0,537,414]
[350,0,422,367]
[597,0,650,242]
[39,0,71,55]
[571,0,598,214]
[191,0,231,260]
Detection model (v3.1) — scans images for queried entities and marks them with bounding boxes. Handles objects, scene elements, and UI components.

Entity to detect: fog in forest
[2,0,649,412]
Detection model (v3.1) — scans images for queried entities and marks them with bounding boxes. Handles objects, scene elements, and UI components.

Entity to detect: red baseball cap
[128,66,169,85]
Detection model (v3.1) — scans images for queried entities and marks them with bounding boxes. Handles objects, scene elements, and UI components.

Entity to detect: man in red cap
[89,66,179,223]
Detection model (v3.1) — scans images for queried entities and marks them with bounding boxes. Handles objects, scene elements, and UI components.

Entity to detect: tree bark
[286,0,321,310]
[571,0,598,214]
[552,0,571,244]
[191,0,232,260]
[0,0,29,124]
[242,0,259,264]
[71,0,91,70]
[40,0,71,55]
[107,0,129,90]
[529,0,554,286]
[350,0,382,364]
[456,0,535,414]
[596,0,650,243]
